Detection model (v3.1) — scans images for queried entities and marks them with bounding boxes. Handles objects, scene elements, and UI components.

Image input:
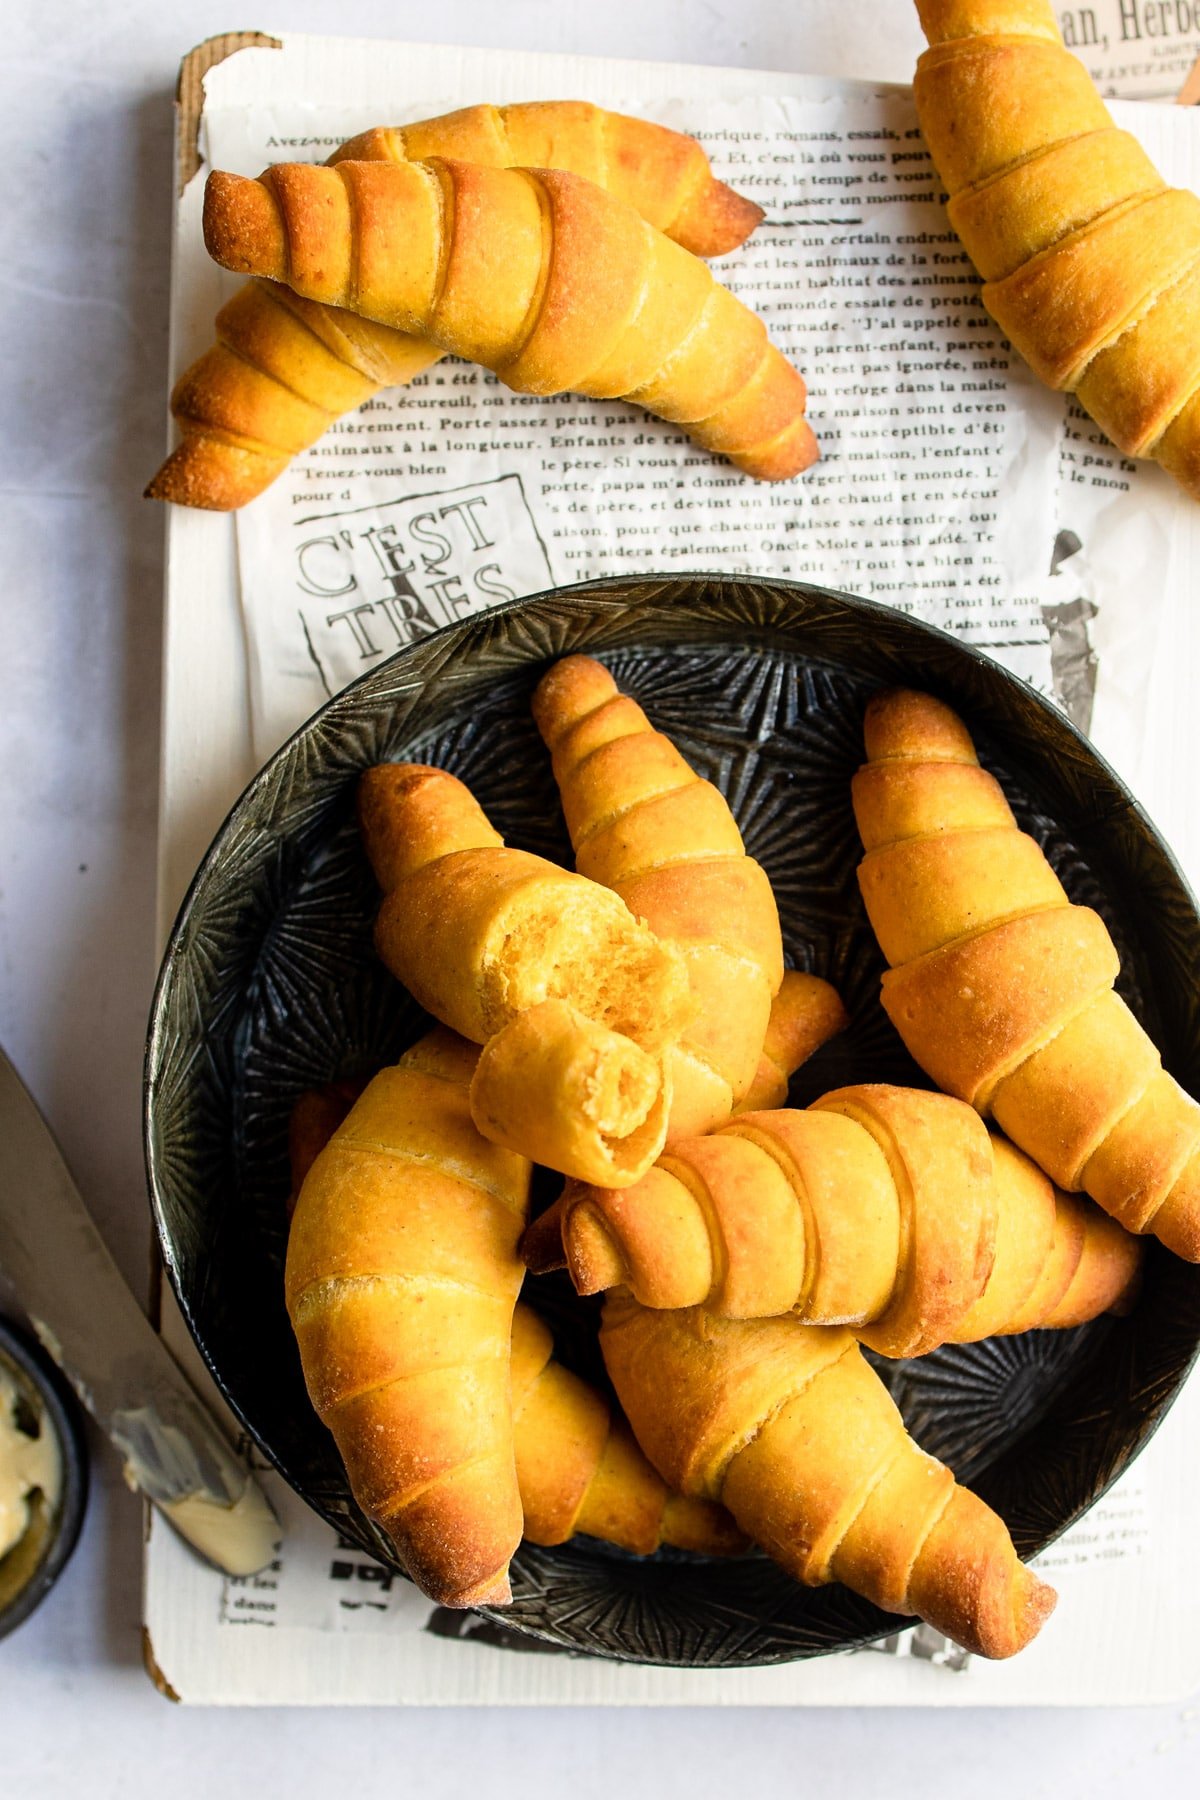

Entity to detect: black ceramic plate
[145,574,1200,1667]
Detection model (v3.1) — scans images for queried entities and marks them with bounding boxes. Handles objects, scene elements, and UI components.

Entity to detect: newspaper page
[1053,0,1200,97]
[210,90,1177,769]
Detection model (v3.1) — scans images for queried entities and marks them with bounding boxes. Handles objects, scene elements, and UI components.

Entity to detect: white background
[1,1,1198,1792]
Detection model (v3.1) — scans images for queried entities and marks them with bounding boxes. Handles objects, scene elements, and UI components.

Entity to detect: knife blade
[0,1045,279,1577]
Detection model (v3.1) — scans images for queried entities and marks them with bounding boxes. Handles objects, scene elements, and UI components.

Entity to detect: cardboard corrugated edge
[176,31,282,193]
[142,27,281,1703]
[142,1626,183,1703]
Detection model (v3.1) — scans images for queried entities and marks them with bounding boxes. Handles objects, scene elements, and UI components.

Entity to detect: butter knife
[0,1045,278,1576]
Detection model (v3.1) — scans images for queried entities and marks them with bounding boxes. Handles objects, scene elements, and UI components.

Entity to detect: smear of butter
[0,1367,62,1561]
[160,1481,279,1577]
[107,1403,280,1577]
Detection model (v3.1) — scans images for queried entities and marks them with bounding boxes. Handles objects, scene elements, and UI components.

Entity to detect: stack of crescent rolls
[148,34,1200,512]
[283,653,1193,1662]
[146,102,819,511]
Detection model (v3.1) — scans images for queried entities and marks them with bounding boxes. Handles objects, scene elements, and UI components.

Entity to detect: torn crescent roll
[358,762,691,1185]
[359,762,692,1056]
[469,999,672,1187]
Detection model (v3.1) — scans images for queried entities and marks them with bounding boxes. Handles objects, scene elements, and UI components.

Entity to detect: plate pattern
[145,575,1200,1667]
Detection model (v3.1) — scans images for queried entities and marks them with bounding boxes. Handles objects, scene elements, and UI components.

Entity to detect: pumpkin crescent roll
[853,687,1200,1261]
[202,158,819,482]
[284,1078,743,1560]
[733,969,851,1115]
[285,1028,532,1607]
[538,1086,1142,1354]
[520,970,849,1275]
[531,655,790,1139]
[147,102,765,511]
[600,1295,1057,1658]
[358,761,692,1185]
[913,0,1200,500]
[468,998,674,1188]
[287,1076,368,1217]
[509,1305,745,1557]
[329,104,764,256]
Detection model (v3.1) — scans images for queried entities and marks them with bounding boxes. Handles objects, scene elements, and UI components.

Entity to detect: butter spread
[160,1482,279,1577]
[0,1367,62,1561]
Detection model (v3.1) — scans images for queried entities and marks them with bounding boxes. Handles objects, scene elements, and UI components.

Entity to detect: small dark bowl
[0,1318,88,1641]
[145,574,1200,1667]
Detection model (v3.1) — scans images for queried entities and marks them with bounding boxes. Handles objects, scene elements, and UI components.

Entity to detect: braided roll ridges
[913,0,1200,499]
[543,1085,1142,1354]
[600,1295,1057,1659]
[147,102,765,511]
[531,655,789,1140]
[201,157,819,481]
[853,688,1200,1260]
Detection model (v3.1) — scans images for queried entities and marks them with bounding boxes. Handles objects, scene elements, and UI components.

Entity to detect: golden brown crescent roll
[913,0,1200,499]
[202,158,819,481]
[328,104,763,256]
[358,762,691,1185]
[520,970,848,1275]
[359,761,691,1054]
[468,1000,672,1188]
[285,1075,742,1562]
[600,1294,1057,1659]
[145,282,441,512]
[733,970,850,1114]
[148,102,764,511]
[510,1305,744,1557]
[531,655,787,1138]
[545,1086,1142,1353]
[853,687,1200,1260]
[285,1029,531,1607]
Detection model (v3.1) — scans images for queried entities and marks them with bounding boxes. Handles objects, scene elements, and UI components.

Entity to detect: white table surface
[2,0,1199,1791]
